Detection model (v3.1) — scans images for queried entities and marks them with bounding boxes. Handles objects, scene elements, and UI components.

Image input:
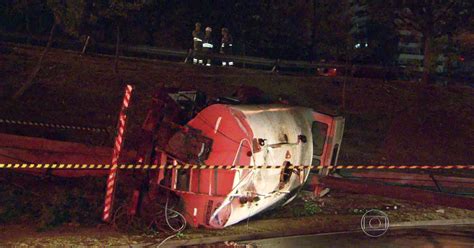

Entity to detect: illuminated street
[233,226,474,248]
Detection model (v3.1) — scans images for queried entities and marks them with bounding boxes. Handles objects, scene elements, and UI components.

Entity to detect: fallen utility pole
[320,176,474,210]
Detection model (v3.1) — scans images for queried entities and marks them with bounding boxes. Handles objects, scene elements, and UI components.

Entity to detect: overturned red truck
[0,86,344,229]
[135,88,344,228]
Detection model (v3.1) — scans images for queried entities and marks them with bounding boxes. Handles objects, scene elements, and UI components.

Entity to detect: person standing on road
[192,22,204,65]
[202,26,214,66]
[220,27,234,66]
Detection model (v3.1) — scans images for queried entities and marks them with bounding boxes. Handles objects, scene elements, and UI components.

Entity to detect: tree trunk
[242,43,246,68]
[422,35,432,84]
[81,35,91,55]
[113,25,120,74]
[342,49,350,112]
[12,22,57,100]
[24,0,31,45]
[445,33,453,84]
[309,0,317,62]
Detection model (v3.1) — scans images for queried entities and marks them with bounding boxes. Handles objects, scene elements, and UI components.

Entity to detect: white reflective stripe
[194,37,202,42]
[229,61,234,65]
[221,43,225,47]
[229,44,233,47]
[214,117,222,133]
[203,43,213,48]
[222,62,227,66]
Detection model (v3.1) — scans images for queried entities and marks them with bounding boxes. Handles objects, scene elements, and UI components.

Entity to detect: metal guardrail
[0,32,402,77]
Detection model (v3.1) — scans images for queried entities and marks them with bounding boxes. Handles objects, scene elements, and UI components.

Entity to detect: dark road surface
[231,225,474,248]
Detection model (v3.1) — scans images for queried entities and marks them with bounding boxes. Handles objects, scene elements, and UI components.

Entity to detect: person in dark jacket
[202,26,214,66]
[192,22,204,64]
[220,27,234,66]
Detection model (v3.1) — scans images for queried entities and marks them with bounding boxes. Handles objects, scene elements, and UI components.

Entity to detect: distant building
[349,0,369,50]
[349,1,424,70]
[394,8,424,72]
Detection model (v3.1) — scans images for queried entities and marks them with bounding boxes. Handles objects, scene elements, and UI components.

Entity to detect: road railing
[0,32,402,78]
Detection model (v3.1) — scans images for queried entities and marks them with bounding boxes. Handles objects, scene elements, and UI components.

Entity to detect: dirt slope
[0,42,473,165]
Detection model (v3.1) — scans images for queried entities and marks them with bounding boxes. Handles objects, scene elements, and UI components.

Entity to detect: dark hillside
[1,43,473,165]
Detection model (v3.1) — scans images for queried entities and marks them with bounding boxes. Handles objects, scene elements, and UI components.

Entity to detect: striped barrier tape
[0,163,473,170]
[0,118,109,133]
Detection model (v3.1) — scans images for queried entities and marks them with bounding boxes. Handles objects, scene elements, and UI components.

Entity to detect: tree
[312,0,352,62]
[375,0,472,84]
[12,1,58,100]
[8,0,33,43]
[11,0,145,99]
[139,0,166,46]
[12,0,93,99]
[92,0,144,74]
